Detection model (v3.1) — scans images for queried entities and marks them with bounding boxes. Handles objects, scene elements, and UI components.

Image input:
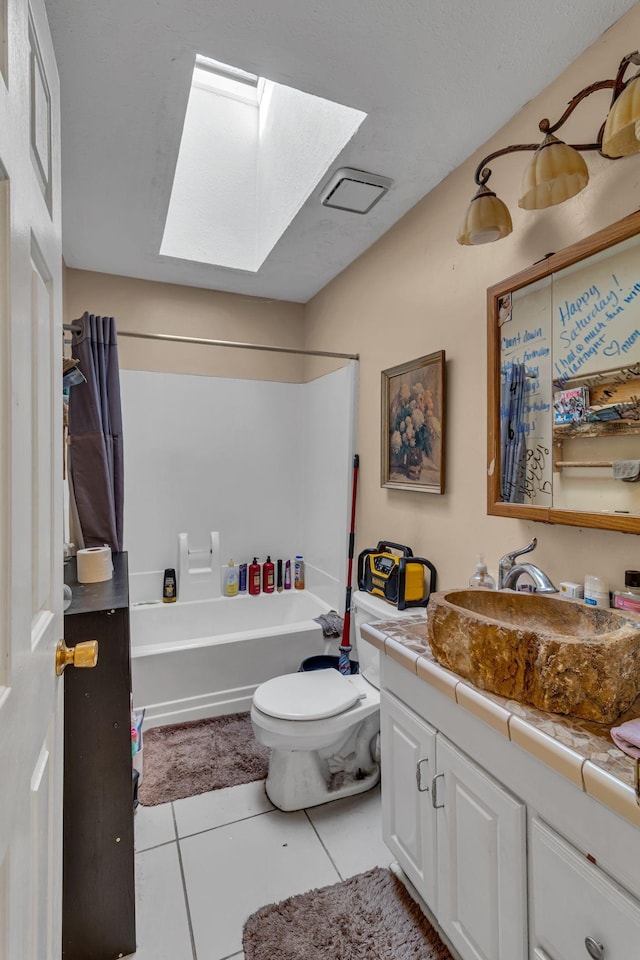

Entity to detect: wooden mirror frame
[487,209,640,534]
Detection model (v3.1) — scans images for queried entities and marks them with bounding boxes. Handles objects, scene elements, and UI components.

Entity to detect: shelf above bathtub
[64,551,130,615]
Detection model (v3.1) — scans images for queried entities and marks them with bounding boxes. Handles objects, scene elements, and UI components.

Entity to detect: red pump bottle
[249,558,261,595]
[262,556,275,593]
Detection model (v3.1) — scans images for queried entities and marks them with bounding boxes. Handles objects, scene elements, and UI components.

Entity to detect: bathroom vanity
[363,615,640,960]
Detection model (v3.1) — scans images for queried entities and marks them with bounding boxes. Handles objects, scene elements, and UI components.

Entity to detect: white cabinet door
[436,736,527,960]
[531,817,640,960]
[380,690,438,910]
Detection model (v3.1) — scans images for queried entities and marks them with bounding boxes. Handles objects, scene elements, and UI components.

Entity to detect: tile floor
[130,781,392,960]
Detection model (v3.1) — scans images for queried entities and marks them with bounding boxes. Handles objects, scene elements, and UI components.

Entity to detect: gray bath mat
[138,711,270,806]
[243,866,453,960]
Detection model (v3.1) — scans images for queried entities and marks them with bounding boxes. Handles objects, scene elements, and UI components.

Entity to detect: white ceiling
[45,0,637,303]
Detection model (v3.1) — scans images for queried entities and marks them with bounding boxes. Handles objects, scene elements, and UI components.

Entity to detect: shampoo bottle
[294,555,305,589]
[249,558,261,595]
[263,555,275,594]
[284,559,291,590]
[277,559,283,592]
[163,568,177,603]
[469,554,496,590]
[224,560,239,597]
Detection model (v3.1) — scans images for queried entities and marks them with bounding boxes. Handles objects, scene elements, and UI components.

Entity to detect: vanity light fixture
[457,51,640,246]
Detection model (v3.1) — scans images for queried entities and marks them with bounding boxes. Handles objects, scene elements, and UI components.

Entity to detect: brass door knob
[56,639,99,676]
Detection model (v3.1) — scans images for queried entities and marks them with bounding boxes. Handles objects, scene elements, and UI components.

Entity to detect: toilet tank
[352,590,426,690]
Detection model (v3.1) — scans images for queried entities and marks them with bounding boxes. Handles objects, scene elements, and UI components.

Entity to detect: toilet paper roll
[76,546,113,583]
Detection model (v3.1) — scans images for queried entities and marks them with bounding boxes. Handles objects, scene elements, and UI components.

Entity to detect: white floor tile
[174,780,274,839]
[180,808,339,960]
[306,785,392,879]
[134,801,176,852]
[133,843,192,960]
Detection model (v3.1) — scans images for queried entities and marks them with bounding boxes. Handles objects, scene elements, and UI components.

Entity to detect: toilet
[250,589,425,811]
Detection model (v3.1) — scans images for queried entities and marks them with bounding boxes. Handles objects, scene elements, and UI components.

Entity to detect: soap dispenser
[469,554,496,590]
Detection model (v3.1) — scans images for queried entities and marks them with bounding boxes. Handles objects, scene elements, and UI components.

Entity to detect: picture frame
[381,350,446,493]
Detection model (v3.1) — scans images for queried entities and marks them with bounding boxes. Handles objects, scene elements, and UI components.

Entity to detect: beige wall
[305,5,640,591]
[64,268,307,382]
[65,6,640,592]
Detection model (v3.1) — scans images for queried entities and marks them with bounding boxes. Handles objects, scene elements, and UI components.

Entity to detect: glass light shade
[456,185,512,245]
[602,75,640,157]
[518,134,589,210]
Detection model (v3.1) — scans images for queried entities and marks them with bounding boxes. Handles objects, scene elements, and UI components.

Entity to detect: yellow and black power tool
[357,541,437,610]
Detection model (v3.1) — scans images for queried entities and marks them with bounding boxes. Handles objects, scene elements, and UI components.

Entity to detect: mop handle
[340,454,360,651]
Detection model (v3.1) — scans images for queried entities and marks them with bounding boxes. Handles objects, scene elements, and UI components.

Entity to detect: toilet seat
[252,669,362,721]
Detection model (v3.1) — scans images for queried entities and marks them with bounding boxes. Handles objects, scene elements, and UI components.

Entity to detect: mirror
[488,211,640,533]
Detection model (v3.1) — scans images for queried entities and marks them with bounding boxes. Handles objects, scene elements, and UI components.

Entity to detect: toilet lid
[253,670,361,721]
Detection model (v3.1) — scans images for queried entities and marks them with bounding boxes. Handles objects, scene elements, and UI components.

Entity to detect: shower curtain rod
[63,324,359,361]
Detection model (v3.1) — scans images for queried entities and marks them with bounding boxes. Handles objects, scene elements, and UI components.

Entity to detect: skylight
[160,56,367,273]
[193,55,263,105]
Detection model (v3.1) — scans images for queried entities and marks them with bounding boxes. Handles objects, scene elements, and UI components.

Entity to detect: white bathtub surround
[131,589,335,726]
[120,363,358,612]
[177,531,221,601]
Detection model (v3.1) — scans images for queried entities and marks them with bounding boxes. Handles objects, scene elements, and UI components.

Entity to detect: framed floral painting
[381,351,446,493]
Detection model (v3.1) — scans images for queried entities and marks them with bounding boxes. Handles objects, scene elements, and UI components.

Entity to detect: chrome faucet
[497,537,558,593]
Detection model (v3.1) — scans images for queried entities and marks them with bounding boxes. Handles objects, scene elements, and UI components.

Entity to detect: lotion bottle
[284,560,291,590]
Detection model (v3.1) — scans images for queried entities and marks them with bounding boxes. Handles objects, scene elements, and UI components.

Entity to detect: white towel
[612,460,640,482]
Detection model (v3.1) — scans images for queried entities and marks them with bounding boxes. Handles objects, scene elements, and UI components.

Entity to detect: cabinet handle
[416,758,429,792]
[584,937,605,960]
[431,772,445,809]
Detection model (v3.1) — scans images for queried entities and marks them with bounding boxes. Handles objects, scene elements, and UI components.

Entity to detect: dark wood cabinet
[62,552,136,960]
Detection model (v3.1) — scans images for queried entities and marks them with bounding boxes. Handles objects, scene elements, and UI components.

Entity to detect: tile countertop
[362,614,640,829]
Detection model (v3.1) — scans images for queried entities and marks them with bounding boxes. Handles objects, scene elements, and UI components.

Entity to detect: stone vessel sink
[426,589,640,723]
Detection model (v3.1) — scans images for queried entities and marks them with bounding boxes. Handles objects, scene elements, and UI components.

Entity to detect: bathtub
[130,590,335,726]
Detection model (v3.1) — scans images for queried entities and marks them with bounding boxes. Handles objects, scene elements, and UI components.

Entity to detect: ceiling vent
[320,167,393,214]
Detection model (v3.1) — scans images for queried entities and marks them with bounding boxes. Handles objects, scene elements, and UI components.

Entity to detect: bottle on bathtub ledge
[163,568,177,603]
[294,555,305,590]
[263,556,275,594]
[249,558,261,595]
[223,560,239,597]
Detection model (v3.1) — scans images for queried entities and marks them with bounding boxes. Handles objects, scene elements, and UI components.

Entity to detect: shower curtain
[500,362,527,504]
[68,312,124,552]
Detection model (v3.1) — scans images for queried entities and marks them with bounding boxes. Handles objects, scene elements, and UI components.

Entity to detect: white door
[436,736,527,960]
[0,0,64,958]
[380,690,438,910]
